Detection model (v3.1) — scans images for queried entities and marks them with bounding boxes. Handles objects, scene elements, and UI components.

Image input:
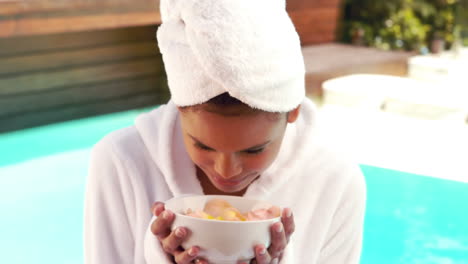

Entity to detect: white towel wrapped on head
[157,0,305,112]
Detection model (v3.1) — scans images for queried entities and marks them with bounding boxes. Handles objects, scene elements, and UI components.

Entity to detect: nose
[214,153,242,179]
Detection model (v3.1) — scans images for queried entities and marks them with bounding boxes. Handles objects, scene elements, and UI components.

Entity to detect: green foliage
[455,0,468,43]
[341,0,466,51]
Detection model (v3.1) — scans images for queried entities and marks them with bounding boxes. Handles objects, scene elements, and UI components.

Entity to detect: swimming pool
[1,107,467,263]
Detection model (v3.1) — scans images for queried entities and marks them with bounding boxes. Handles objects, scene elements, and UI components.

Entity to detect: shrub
[341,0,466,51]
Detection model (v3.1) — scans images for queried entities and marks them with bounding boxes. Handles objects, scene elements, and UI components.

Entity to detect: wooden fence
[0,25,169,132]
[287,0,342,45]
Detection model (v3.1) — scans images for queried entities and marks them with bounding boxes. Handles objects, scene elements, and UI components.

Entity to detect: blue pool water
[1,108,467,263]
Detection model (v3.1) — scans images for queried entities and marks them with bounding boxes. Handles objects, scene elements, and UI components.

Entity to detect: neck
[196,167,247,196]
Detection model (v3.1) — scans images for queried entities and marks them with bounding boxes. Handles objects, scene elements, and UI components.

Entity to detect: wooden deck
[302,44,417,98]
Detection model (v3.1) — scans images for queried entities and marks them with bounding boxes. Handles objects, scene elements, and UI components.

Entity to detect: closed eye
[194,142,214,151]
[244,148,265,155]
[189,134,270,154]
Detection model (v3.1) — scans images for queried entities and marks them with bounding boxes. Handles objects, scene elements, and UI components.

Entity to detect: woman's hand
[151,202,208,264]
[240,208,295,264]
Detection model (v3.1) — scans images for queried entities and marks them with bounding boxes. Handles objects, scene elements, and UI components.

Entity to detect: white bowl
[165,195,281,264]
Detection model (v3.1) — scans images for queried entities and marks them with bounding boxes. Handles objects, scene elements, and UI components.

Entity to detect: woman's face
[179,106,300,194]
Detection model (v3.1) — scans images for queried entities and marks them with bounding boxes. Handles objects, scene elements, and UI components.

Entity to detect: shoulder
[87,126,150,191]
[312,139,367,208]
[296,113,366,199]
[92,103,174,161]
[91,126,144,162]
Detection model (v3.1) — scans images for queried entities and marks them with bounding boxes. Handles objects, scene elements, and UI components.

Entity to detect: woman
[84,0,366,263]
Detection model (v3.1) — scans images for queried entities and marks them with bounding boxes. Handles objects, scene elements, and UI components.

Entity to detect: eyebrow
[188,134,271,152]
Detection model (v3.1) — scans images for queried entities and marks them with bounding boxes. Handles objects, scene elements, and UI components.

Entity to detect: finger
[150,210,174,239]
[253,244,270,264]
[237,258,255,264]
[281,208,295,242]
[161,226,189,254]
[151,202,165,217]
[268,222,287,259]
[194,258,209,264]
[173,246,200,264]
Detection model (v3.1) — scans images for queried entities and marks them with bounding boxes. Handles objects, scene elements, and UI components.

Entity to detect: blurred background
[0,0,467,263]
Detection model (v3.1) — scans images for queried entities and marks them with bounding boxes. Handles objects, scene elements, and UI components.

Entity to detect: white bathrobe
[84,98,366,264]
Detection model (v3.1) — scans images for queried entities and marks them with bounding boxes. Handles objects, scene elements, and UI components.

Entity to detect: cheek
[182,136,211,167]
[243,148,280,172]
[186,146,212,167]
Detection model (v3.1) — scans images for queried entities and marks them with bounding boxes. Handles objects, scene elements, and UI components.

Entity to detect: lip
[211,173,255,187]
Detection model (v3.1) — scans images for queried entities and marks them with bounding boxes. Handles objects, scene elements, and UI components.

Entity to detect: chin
[211,174,259,194]
[213,182,248,194]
